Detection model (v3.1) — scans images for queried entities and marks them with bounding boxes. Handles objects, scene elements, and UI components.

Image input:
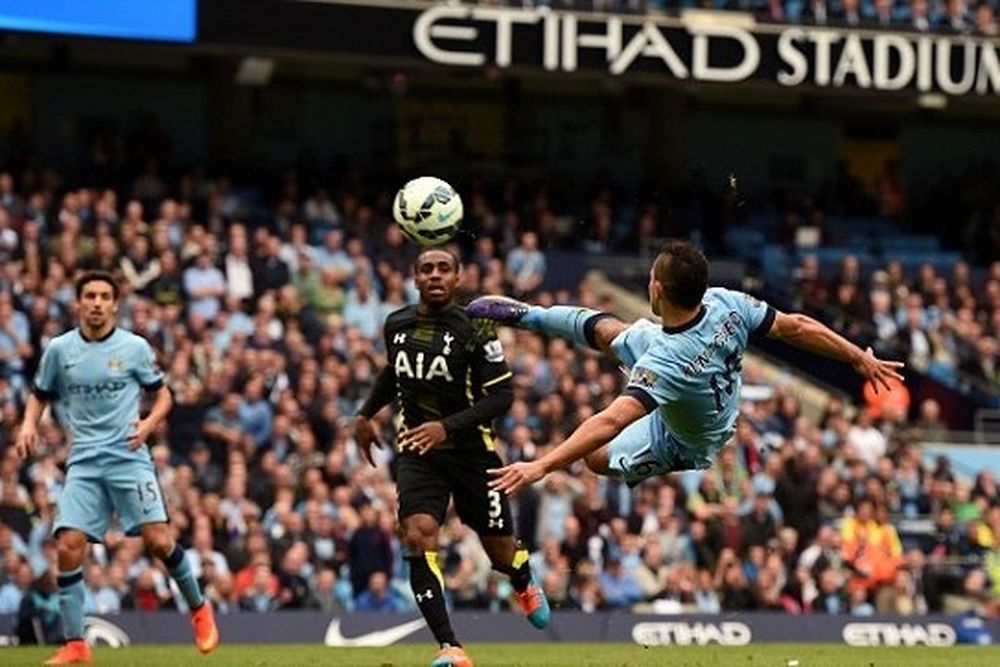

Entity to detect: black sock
[494,542,532,592]
[407,552,459,648]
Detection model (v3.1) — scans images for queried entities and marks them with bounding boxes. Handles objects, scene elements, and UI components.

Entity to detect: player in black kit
[355,247,550,667]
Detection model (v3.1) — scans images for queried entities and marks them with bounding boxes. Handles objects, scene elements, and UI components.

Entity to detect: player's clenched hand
[852,346,905,394]
[354,415,382,467]
[14,426,38,459]
[127,418,154,450]
[399,421,447,455]
[488,461,546,495]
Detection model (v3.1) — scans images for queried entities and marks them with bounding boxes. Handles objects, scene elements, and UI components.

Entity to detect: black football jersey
[383,303,511,450]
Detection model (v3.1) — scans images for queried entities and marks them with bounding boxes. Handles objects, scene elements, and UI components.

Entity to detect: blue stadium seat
[879,235,941,253]
[824,216,895,244]
[894,250,962,272]
[724,228,766,261]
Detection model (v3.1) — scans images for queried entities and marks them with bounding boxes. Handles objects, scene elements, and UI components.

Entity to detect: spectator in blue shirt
[312,568,350,613]
[598,558,643,609]
[343,273,382,340]
[203,392,246,454]
[82,564,122,615]
[816,568,848,614]
[315,229,353,280]
[240,565,281,613]
[238,374,274,448]
[0,294,31,391]
[354,571,405,613]
[505,231,546,297]
[0,558,32,614]
[183,251,226,322]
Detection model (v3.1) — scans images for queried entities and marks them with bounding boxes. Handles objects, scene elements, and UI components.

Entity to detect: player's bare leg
[401,514,472,667]
[46,529,91,665]
[466,297,628,364]
[481,536,550,630]
[583,445,613,476]
[590,317,629,361]
[140,522,218,655]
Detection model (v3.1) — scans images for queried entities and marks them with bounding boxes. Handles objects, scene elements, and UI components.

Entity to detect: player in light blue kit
[467,240,904,495]
[15,271,218,665]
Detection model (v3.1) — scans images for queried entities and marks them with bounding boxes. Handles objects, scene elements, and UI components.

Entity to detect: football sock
[57,567,85,641]
[494,543,533,592]
[521,306,610,350]
[407,552,459,648]
[163,544,205,609]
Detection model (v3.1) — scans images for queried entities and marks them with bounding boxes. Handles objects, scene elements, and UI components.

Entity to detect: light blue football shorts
[54,457,167,543]
[606,319,712,486]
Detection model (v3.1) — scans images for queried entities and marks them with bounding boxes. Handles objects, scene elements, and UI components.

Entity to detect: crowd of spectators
[0,112,997,633]
[462,0,1000,36]
[790,255,1000,389]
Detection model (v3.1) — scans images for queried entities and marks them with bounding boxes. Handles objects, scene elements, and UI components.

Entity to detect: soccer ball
[392,176,463,247]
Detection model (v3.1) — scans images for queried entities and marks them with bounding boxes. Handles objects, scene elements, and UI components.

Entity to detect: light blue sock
[521,305,603,349]
[164,545,205,609]
[57,568,85,641]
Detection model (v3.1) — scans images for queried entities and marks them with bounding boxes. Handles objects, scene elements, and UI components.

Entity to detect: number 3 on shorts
[487,489,502,519]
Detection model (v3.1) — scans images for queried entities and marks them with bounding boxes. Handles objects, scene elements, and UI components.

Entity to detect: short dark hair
[653,240,708,310]
[414,246,460,271]
[75,271,120,301]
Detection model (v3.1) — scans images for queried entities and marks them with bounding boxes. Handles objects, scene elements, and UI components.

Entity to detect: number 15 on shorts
[136,481,159,514]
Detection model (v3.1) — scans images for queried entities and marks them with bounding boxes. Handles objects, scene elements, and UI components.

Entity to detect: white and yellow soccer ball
[392,176,463,247]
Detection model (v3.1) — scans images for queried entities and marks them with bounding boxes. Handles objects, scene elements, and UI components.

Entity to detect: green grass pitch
[4,643,1000,666]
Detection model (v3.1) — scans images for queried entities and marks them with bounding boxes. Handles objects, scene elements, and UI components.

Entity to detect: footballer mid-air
[468,240,904,495]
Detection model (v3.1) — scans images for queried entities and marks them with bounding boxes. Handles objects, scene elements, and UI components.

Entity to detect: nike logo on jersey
[324,618,426,647]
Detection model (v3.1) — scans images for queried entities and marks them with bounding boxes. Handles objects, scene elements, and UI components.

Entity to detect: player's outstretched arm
[355,366,397,466]
[15,393,47,459]
[489,395,647,495]
[767,311,904,393]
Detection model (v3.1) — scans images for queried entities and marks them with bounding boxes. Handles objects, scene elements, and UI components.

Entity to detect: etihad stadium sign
[411,4,1000,96]
[200,1,1000,97]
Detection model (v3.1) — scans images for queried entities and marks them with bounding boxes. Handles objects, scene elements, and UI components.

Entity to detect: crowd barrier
[2,612,997,647]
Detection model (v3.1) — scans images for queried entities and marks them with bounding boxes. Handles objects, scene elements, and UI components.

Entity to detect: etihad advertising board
[1,612,996,647]
[195,0,1000,97]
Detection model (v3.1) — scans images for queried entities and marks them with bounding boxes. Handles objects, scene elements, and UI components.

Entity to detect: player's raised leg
[115,462,218,655]
[453,450,550,630]
[481,536,550,630]
[141,522,219,655]
[466,297,627,357]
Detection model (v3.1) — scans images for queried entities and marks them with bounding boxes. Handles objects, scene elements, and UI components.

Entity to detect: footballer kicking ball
[392,176,463,246]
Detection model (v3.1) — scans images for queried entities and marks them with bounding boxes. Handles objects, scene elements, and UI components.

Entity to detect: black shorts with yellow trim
[396,448,514,536]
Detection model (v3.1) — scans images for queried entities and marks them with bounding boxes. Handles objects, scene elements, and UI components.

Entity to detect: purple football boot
[465,296,530,326]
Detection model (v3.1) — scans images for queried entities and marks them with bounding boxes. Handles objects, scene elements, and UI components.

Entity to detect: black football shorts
[396,448,514,536]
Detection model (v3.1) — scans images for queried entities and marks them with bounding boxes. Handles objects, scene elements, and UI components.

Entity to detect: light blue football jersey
[621,288,775,459]
[32,328,164,466]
